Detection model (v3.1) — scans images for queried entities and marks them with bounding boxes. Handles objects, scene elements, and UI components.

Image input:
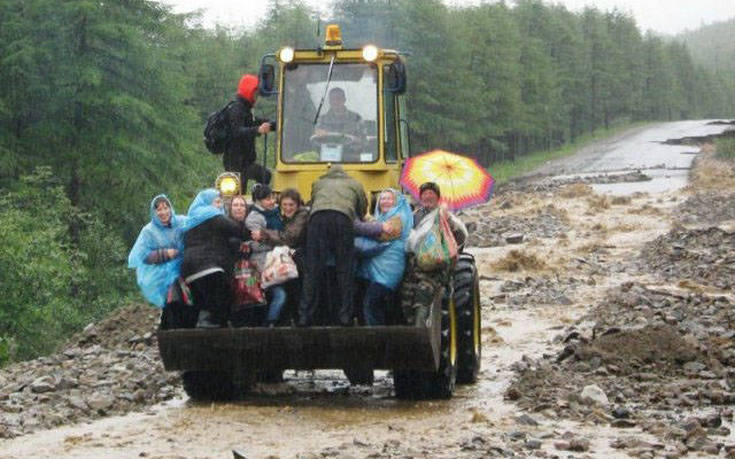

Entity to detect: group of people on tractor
[128,170,466,330]
[128,73,467,329]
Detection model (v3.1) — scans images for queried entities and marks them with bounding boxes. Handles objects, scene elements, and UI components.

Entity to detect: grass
[715,138,735,161]
[489,121,650,184]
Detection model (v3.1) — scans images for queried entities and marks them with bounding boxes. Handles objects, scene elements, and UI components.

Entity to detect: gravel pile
[466,204,569,247]
[506,281,735,455]
[494,275,580,307]
[638,226,735,291]
[675,192,735,226]
[0,304,178,439]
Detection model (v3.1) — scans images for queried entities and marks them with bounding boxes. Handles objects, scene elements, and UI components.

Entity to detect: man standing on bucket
[223,74,276,190]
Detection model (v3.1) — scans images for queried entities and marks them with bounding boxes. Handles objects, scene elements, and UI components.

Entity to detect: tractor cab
[259,25,410,201]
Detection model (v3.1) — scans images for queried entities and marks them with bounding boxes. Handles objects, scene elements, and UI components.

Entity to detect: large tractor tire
[454,253,482,384]
[394,288,457,399]
[181,371,235,401]
[343,365,375,386]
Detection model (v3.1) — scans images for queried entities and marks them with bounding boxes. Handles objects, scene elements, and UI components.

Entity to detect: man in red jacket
[223,74,276,191]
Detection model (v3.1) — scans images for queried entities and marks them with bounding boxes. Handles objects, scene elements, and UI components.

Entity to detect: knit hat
[237,74,259,103]
[251,183,273,201]
[419,181,441,198]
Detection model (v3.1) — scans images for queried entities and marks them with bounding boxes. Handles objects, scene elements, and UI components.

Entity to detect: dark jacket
[223,96,273,172]
[182,215,243,278]
[228,219,252,259]
[262,207,309,248]
[309,165,368,222]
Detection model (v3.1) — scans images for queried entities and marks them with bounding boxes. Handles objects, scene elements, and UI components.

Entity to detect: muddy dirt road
[1,120,734,458]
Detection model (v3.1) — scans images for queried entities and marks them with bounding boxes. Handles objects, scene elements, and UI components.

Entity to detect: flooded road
[1,119,733,458]
[531,119,734,195]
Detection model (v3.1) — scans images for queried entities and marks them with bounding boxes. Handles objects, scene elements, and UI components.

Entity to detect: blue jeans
[363,282,393,326]
[265,285,286,325]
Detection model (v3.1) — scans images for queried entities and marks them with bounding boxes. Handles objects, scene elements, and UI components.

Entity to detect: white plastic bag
[260,246,299,289]
[406,208,439,254]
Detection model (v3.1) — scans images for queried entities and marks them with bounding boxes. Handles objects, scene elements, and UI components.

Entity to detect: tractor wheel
[394,288,457,399]
[181,371,235,401]
[454,253,482,384]
[257,369,285,383]
[343,366,375,386]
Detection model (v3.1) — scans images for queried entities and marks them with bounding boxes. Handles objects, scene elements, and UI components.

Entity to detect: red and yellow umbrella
[400,149,494,211]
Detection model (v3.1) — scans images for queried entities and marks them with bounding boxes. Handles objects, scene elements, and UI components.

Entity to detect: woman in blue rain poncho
[358,188,413,325]
[181,189,243,328]
[128,195,186,307]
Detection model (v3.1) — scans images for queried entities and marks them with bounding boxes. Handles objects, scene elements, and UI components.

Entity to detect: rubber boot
[196,310,219,329]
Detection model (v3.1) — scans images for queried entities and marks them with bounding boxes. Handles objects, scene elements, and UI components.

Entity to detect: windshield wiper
[313,55,335,125]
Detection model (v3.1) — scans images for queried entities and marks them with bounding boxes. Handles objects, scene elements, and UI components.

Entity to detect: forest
[1,0,734,364]
[678,17,735,75]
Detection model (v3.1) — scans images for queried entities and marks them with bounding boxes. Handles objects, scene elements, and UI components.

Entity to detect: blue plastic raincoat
[128,195,187,307]
[358,189,413,290]
[183,188,224,231]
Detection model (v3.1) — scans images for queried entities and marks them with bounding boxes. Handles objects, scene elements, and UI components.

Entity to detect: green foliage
[678,18,735,75]
[716,138,735,161]
[0,167,133,364]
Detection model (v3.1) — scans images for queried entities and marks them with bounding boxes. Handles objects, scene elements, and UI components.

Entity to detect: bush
[716,138,735,161]
[0,167,134,365]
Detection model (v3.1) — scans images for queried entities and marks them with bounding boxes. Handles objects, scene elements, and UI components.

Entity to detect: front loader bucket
[158,322,440,373]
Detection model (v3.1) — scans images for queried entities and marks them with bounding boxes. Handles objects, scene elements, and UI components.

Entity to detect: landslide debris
[507,279,735,455]
[495,275,580,307]
[675,192,735,226]
[466,204,569,248]
[638,226,735,291]
[498,171,652,196]
[0,304,176,439]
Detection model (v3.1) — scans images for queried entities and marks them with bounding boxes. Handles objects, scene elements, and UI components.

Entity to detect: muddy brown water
[1,120,733,458]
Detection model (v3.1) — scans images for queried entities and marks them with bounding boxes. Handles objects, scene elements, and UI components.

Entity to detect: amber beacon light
[325,24,342,46]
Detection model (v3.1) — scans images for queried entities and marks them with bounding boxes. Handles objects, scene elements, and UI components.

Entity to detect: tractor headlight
[279,47,295,63]
[362,45,379,62]
[215,172,240,196]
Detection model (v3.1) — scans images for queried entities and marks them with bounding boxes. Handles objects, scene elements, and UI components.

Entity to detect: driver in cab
[314,87,362,146]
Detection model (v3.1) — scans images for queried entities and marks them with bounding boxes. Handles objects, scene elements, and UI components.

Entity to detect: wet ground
[0,120,734,458]
[527,120,735,195]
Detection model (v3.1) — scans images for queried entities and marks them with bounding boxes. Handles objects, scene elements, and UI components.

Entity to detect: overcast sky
[159,0,735,36]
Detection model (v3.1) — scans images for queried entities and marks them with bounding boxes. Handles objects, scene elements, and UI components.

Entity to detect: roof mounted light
[279,47,294,63]
[362,45,379,62]
[325,24,342,47]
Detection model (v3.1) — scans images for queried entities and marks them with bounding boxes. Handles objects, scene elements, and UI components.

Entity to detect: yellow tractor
[157,25,482,400]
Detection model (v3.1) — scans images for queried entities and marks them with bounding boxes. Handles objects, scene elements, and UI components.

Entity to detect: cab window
[281,63,378,163]
[383,65,398,162]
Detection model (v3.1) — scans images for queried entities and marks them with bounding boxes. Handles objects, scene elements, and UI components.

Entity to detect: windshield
[281,63,378,163]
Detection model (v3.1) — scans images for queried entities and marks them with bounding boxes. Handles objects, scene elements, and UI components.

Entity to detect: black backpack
[203,101,236,154]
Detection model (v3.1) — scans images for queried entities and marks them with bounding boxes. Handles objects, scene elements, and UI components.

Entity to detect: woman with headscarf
[358,189,413,325]
[128,195,187,308]
[181,189,243,328]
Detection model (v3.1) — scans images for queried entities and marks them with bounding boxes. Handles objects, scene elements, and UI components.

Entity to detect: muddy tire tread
[394,289,456,400]
[181,371,235,401]
[454,253,481,384]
